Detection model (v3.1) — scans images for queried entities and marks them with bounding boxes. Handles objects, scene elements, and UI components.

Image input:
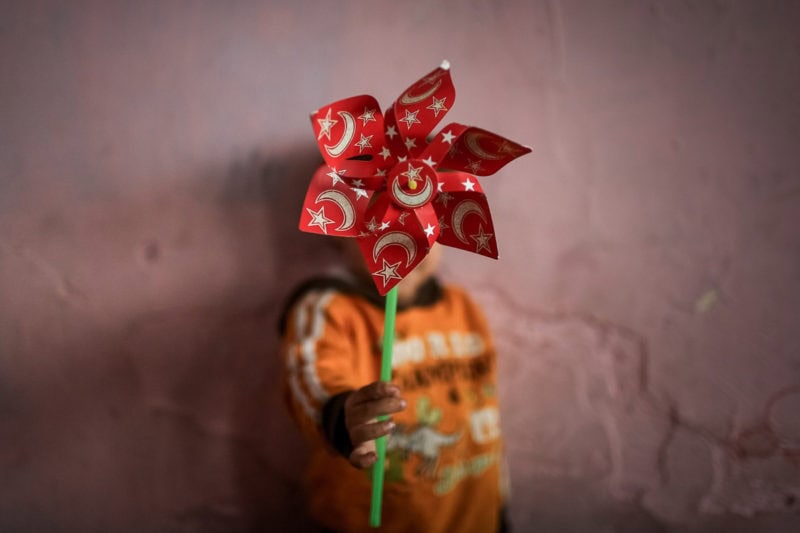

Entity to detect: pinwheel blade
[299,165,374,237]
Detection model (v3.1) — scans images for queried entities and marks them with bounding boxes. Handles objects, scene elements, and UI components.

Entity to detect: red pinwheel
[299,61,530,295]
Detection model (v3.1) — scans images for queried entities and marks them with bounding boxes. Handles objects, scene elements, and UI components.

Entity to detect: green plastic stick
[369,285,398,528]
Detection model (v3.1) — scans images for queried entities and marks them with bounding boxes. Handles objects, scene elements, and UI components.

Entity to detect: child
[279,240,508,532]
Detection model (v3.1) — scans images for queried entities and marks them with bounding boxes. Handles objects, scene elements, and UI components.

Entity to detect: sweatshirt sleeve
[280,289,357,441]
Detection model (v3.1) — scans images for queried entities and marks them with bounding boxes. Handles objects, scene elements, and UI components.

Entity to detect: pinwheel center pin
[387,159,438,209]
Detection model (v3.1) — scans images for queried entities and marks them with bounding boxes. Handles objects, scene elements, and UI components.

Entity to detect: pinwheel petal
[299,165,374,237]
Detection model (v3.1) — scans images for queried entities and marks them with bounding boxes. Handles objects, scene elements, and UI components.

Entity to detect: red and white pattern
[299,61,531,294]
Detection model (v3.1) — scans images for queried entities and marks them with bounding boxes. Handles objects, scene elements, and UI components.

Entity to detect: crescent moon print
[451,199,488,244]
[324,111,356,158]
[391,177,434,208]
[315,190,356,231]
[372,231,418,267]
[301,62,530,295]
[465,131,504,161]
[398,79,442,105]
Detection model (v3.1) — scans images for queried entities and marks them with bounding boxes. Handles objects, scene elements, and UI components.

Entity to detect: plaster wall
[1,1,798,531]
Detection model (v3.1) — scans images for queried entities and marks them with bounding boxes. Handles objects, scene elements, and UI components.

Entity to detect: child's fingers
[347,396,406,426]
[349,449,377,469]
[348,381,401,405]
[349,420,395,448]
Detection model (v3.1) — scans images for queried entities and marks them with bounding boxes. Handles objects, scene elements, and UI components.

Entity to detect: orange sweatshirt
[280,277,506,533]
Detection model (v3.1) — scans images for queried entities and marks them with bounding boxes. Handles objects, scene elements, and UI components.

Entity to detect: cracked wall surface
[1,1,799,532]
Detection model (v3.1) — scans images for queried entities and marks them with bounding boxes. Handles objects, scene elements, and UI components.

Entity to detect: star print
[399,109,421,129]
[316,108,337,140]
[441,130,456,144]
[379,221,391,231]
[404,137,417,150]
[438,215,450,232]
[355,133,373,153]
[437,182,444,192]
[351,187,369,200]
[470,225,493,254]
[466,159,483,173]
[462,177,476,191]
[421,69,446,86]
[495,139,525,157]
[424,223,436,238]
[375,168,387,177]
[426,96,448,117]
[358,231,372,238]
[358,107,377,125]
[401,164,423,186]
[366,217,379,232]
[306,206,334,234]
[422,156,436,167]
[351,179,364,187]
[372,259,402,286]
[398,212,410,225]
[379,147,392,160]
[397,155,408,163]
[436,191,453,207]
[326,168,345,186]
[385,125,398,139]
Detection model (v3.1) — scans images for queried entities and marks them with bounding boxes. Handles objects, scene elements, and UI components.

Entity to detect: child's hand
[344,382,407,469]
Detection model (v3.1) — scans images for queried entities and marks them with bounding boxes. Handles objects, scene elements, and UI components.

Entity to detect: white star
[358,231,372,238]
[462,177,476,191]
[466,159,483,173]
[366,217,379,232]
[372,259,403,287]
[441,130,456,144]
[306,206,334,234]
[351,179,364,187]
[401,164,423,186]
[426,96,448,117]
[375,168,387,177]
[399,109,421,129]
[351,187,369,201]
[358,107,377,125]
[422,156,436,167]
[404,137,417,150]
[437,191,453,207]
[326,168,345,186]
[355,133,373,153]
[379,221,391,231]
[424,223,436,238]
[379,146,392,160]
[437,182,444,192]
[316,108,337,140]
[470,225,493,254]
[397,155,408,163]
[385,125,398,139]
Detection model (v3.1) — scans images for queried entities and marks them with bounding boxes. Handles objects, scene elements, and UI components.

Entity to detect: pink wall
[1,1,798,531]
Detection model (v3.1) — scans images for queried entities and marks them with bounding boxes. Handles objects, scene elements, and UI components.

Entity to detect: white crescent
[391,176,434,208]
[373,231,417,267]
[316,190,355,231]
[324,111,356,158]
[452,199,488,244]
[399,79,442,105]
[465,131,504,161]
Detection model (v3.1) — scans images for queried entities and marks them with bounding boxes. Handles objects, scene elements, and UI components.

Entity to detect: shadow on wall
[124,144,341,531]
[0,144,338,532]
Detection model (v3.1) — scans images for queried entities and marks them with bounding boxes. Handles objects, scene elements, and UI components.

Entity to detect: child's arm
[280,289,406,468]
